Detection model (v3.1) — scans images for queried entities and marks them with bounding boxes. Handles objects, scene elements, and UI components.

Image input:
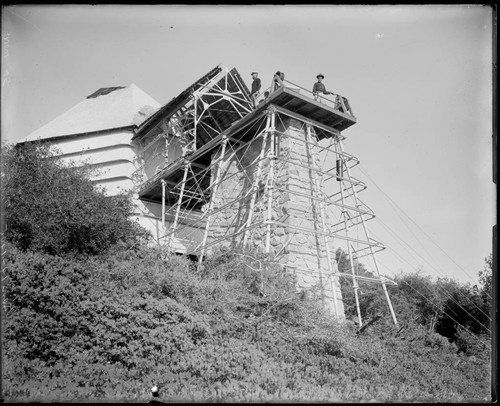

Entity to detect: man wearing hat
[250,71,261,108]
[312,73,334,100]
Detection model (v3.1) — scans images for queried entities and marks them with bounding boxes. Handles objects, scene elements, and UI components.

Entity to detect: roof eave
[18,125,138,146]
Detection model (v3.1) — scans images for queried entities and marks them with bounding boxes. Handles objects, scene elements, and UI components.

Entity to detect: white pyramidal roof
[21,83,162,143]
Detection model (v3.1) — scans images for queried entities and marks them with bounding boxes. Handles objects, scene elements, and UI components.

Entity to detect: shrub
[1,142,148,255]
[2,244,492,403]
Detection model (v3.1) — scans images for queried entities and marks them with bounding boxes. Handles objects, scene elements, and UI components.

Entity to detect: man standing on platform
[312,73,334,101]
[250,71,261,108]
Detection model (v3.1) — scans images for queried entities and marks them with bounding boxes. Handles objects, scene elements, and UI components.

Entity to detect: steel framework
[133,68,398,326]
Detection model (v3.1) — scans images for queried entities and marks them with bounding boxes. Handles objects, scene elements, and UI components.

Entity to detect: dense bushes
[338,248,493,346]
[2,245,492,402]
[1,142,148,255]
[0,143,492,402]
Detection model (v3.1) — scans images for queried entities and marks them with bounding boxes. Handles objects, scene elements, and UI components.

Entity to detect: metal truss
[134,66,252,191]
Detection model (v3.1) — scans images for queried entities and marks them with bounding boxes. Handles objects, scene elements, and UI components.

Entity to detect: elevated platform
[257,85,356,134]
[137,78,357,205]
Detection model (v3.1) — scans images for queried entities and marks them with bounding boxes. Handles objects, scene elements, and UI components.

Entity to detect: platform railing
[252,78,355,118]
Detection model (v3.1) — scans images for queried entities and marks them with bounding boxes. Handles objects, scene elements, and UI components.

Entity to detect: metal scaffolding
[132,67,397,325]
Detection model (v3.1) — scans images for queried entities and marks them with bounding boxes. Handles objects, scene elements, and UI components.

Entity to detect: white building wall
[50,131,134,155]
[48,128,167,244]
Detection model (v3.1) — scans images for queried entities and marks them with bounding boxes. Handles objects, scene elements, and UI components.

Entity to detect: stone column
[207,113,345,320]
[277,118,344,319]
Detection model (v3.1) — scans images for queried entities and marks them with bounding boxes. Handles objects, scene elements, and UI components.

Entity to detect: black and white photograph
[1,4,495,403]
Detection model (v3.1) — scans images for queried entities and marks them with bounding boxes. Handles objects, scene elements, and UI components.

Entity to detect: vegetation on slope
[0,143,493,402]
[2,142,144,256]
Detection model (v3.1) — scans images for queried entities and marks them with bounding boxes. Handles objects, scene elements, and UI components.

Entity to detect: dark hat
[251,72,258,75]
[317,73,325,79]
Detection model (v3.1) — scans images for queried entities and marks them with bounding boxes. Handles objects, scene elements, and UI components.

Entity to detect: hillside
[1,142,493,403]
[2,243,492,403]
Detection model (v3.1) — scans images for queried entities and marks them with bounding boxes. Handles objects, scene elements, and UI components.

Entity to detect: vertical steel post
[198,135,229,264]
[305,124,339,318]
[337,137,398,325]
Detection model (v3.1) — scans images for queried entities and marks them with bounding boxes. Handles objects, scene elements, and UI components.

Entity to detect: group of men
[249,70,287,107]
[249,71,341,109]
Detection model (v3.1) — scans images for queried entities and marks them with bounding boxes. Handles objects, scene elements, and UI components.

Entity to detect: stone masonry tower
[207,111,346,318]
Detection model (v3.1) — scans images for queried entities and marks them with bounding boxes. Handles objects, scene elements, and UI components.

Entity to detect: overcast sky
[1,5,494,285]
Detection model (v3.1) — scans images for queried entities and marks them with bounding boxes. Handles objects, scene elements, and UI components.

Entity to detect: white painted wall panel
[51,130,134,155]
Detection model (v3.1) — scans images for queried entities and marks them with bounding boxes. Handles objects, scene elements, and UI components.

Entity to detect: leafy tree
[392,271,447,332]
[338,248,493,349]
[1,142,148,255]
[478,254,492,310]
[433,257,492,341]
